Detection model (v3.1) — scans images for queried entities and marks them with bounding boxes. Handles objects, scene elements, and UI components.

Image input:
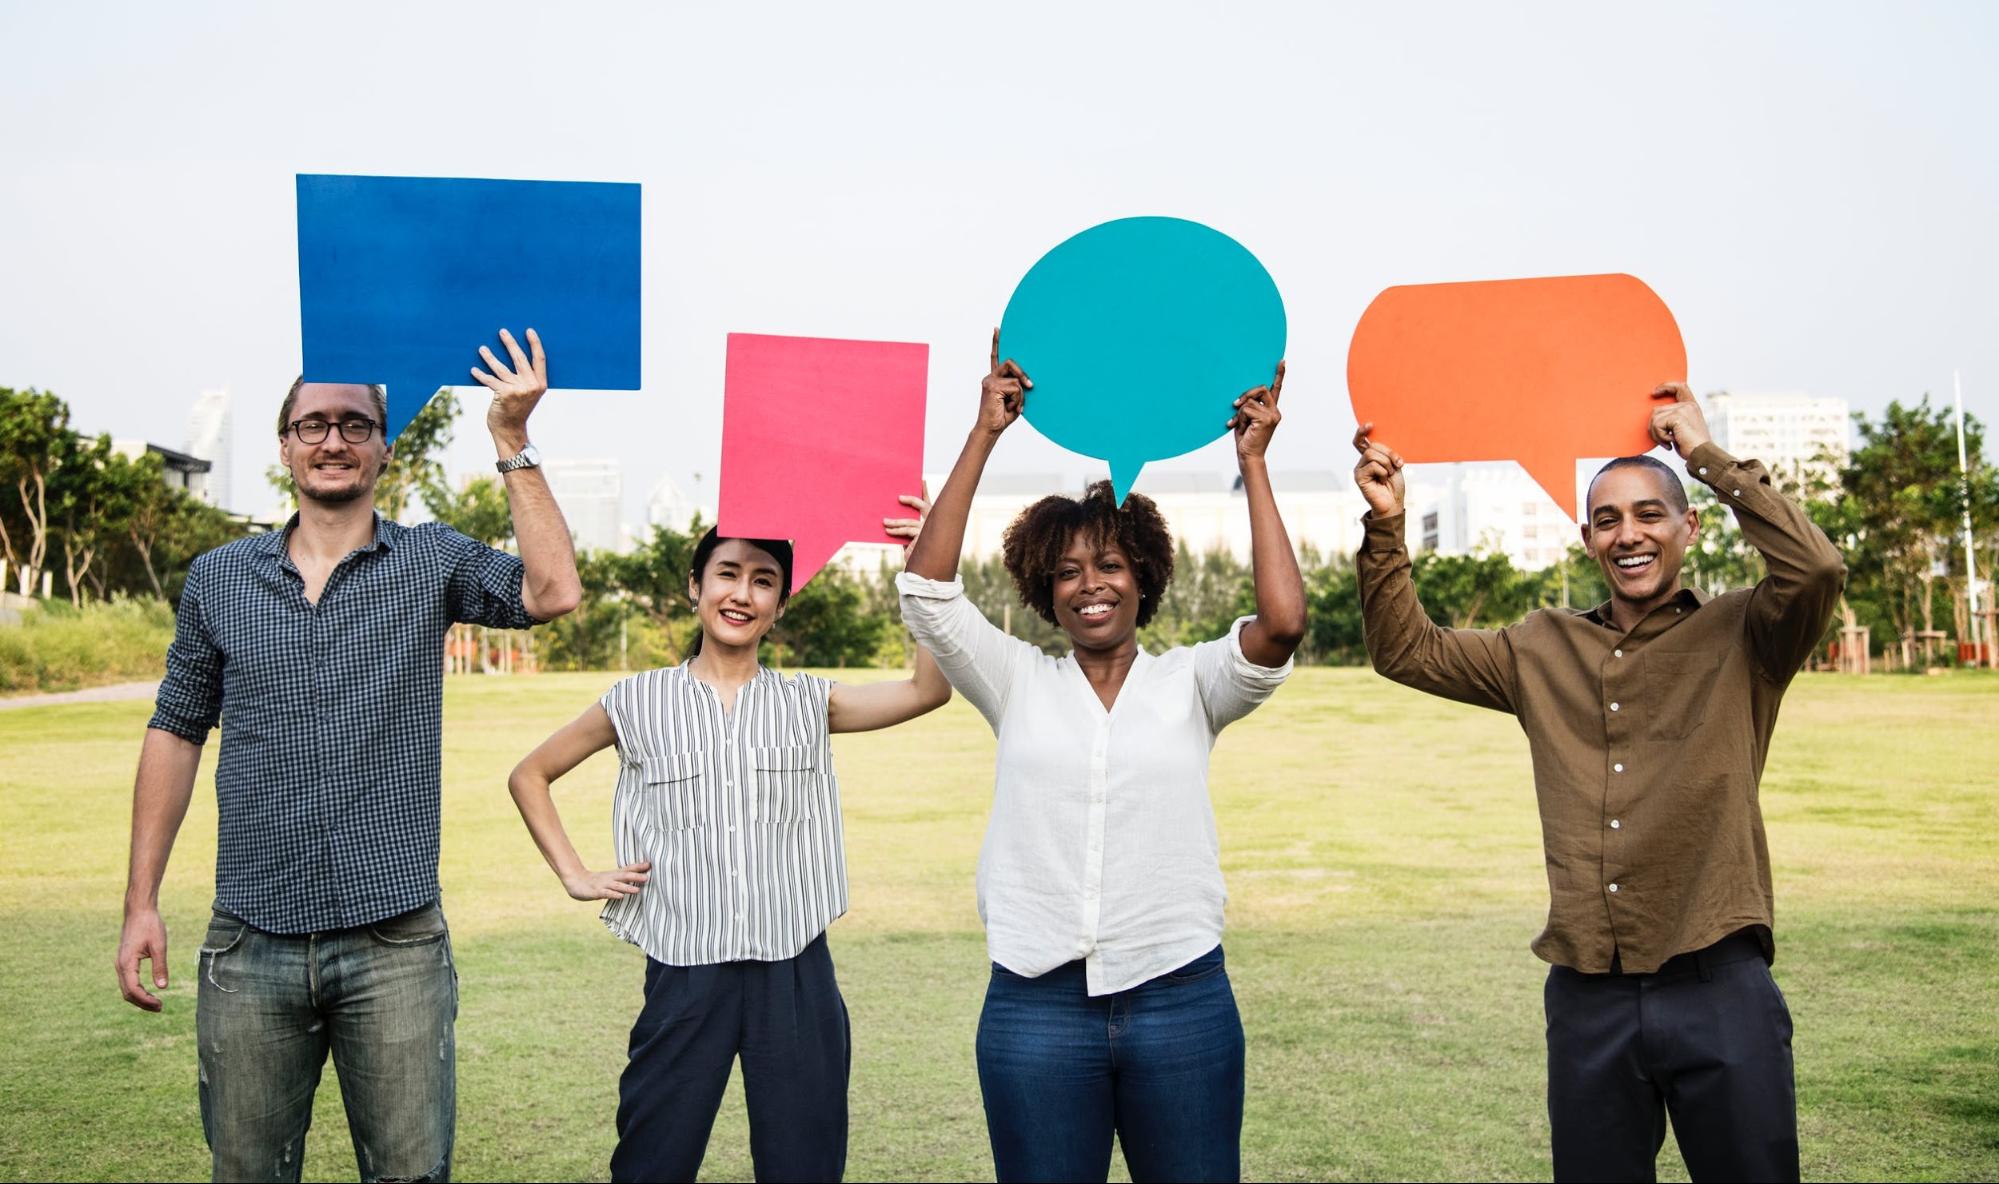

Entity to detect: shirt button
[1613,649,1623,658]
[1613,763,1624,773]
[1732,489,1742,497]
[1610,702,1621,712]
[1610,819,1621,829]
[1608,883,1620,893]
[1698,466,1708,475]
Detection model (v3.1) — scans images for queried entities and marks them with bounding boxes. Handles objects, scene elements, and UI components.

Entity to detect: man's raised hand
[1648,382,1712,457]
[1352,423,1407,518]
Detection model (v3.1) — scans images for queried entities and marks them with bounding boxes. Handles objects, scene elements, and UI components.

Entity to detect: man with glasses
[115,329,583,1182]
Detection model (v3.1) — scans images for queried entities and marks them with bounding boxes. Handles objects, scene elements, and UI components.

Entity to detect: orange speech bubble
[1346,273,1686,520]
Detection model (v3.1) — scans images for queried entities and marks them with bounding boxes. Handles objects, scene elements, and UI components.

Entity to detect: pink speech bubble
[717,333,929,593]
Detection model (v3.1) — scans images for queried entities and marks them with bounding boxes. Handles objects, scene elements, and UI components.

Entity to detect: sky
[3,1,1995,524]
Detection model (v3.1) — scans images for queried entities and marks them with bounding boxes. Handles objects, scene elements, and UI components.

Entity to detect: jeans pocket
[367,902,449,947]
[1164,946,1227,984]
[199,912,251,994]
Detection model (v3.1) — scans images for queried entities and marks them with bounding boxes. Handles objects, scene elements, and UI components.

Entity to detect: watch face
[519,443,541,466]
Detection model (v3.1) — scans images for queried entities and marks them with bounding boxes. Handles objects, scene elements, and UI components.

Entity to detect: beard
[291,460,381,507]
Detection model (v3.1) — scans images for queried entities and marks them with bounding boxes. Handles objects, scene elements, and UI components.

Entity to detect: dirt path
[0,680,159,710]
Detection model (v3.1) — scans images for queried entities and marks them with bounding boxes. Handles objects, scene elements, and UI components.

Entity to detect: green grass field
[2,668,1995,1182]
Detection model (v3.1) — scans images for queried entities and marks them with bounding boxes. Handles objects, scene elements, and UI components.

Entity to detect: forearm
[1241,459,1306,646]
[904,430,996,581]
[1356,514,1516,710]
[498,452,582,620]
[507,768,591,883]
[125,729,200,913]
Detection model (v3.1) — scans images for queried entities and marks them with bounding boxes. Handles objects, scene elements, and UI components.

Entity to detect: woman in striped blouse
[897,333,1307,1182]
[507,512,950,1183]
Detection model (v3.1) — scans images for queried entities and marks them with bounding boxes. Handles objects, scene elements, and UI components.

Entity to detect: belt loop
[1694,944,1713,983]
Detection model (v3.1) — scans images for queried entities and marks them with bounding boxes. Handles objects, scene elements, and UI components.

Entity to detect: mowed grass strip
[1,669,1994,1182]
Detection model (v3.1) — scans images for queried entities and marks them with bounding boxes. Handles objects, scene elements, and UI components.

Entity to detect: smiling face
[689,538,787,652]
[1050,531,1143,652]
[277,383,390,508]
[1582,464,1699,615]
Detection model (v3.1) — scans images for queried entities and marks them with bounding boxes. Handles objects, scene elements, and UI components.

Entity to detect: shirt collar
[257,511,396,560]
[1583,584,1707,628]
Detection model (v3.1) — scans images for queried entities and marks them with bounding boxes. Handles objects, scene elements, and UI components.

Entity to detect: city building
[543,457,624,554]
[185,389,233,510]
[647,473,711,535]
[111,440,212,499]
[1702,390,1850,489]
[1412,462,1581,571]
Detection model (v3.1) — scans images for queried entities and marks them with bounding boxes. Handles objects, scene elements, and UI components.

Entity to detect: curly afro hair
[1001,480,1176,629]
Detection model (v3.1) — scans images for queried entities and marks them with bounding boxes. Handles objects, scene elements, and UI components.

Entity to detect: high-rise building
[185,389,233,510]
[1414,462,1581,571]
[1702,391,1850,489]
[647,473,710,534]
[543,458,624,554]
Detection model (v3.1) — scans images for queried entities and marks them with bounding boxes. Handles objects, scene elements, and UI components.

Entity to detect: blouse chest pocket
[749,744,819,823]
[636,752,707,832]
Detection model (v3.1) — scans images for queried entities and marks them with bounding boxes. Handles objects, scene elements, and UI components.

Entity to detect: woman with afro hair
[899,331,1307,1182]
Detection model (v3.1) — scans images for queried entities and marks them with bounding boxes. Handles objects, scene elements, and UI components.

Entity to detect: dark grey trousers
[610,932,849,1184]
[1545,929,1799,1183]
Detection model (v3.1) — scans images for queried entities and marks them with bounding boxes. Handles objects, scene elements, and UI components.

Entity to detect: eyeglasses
[286,417,380,444]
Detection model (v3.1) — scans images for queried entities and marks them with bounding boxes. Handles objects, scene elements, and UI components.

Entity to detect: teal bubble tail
[1109,457,1146,506]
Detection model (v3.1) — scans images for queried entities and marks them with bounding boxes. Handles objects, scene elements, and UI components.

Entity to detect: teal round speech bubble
[999,217,1286,503]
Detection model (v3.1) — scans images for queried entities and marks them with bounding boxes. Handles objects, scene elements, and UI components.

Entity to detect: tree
[1411,548,1538,629]
[766,566,887,668]
[1680,484,1766,598]
[1835,397,1981,655]
[422,474,513,547]
[48,433,146,605]
[0,387,71,595]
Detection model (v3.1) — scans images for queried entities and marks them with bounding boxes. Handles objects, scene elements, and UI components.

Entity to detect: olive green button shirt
[1357,443,1846,974]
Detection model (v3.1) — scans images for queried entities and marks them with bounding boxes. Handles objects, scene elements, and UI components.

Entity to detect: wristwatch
[496,442,542,474]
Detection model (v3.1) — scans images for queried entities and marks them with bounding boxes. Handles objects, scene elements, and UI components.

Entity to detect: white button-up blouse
[897,571,1293,995]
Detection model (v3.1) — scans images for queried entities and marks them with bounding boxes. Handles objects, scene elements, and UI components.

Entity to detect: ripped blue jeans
[195,901,458,1183]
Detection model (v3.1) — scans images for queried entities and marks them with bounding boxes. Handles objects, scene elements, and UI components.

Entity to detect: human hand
[1351,422,1407,517]
[1648,382,1711,456]
[116,907,169,1012]
[1230,361,1285,465]
[978,328,1031,439]
[884,481,932,552]
[560,860,651,902]
[474,327,549,449]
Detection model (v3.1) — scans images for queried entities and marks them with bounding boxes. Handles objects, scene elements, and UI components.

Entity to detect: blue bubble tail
[383,382,443,446]
[1109,458,1146,507]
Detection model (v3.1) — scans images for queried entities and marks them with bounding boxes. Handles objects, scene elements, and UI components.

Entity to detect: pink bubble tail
[785,537,846,596]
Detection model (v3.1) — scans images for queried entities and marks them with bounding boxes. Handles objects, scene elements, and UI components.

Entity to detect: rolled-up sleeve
[149,555,224,743]
[438,526,538,629]
[895,571,1033,732]
[1193,615,1294,731]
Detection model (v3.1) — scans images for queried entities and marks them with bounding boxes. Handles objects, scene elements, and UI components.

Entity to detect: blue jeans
[976,946,1244,1183]
[195,902,458,1183]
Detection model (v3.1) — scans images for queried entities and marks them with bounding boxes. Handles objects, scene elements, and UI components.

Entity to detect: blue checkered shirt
[149,514,539,934]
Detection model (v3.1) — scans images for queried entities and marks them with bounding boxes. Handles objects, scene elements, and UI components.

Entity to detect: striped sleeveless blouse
[598,663,847,964]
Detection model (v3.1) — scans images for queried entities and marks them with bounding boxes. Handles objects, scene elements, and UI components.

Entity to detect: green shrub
[0,598,175,694]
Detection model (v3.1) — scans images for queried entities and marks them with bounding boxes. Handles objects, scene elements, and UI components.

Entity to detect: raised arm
[1230,363,1307,667]
[831,489,954,732]
[507,704,650,902]
[474,327,582,621]
[1352,425,1519,712]
[904,328,1029,582]
[1648,384,1845,679]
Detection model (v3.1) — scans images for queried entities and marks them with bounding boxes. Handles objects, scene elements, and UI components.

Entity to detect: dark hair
[1587,455,1689,515]
[687,528,795,656]
[278,377,388,436]
[1001,480,1175,629]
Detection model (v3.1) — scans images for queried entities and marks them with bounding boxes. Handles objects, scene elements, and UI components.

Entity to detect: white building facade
[544,458,624,554]
[185,389,233,511]
[1702,390,1850,487]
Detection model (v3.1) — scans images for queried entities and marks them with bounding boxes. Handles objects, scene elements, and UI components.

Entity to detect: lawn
[1,668,1994,1181]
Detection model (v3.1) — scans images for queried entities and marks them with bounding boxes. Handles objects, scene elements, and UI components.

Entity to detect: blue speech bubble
[998,217,1286,503]
[297,174,642,441]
